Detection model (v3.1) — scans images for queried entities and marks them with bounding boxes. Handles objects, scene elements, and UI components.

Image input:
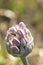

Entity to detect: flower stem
[21,57,29,65]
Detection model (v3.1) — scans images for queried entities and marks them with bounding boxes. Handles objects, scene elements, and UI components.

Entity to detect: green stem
[21,57,29,65]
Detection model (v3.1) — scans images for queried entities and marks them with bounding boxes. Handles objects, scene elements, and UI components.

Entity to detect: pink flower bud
[5,22,34,57]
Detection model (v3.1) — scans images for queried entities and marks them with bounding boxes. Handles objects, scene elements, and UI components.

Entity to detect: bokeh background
[0,0,43,65]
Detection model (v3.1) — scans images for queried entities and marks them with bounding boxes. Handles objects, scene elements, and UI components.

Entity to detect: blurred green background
[0,0,43,65]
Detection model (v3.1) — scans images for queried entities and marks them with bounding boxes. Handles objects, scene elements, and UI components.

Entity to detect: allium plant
[5,22,34,65]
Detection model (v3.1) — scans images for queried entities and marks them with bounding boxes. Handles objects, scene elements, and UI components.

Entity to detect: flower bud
[5,22,34,57]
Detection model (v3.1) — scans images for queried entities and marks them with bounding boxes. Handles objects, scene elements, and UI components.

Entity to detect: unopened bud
[5,22,34,57]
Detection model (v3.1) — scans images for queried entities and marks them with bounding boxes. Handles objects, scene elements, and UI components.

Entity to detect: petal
[7,26,17,34]
[19,22,26,29]
[17,29,25,38]
[11,46,19,54]
[17,30,24,38]
[24,47,32,56]
[15,25,19,30]
[12,37,20,46]
[20,38,26,47]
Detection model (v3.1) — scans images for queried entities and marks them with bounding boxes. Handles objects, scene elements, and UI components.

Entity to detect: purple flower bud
[5,22,34,57]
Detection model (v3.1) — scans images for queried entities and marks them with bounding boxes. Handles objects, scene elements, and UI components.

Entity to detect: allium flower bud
[5,22,34,57]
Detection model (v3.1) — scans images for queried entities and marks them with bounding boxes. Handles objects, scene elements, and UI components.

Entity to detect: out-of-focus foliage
[0,0,43,65]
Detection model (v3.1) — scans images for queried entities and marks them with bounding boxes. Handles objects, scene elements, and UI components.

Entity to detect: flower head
[5,22,34,57]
